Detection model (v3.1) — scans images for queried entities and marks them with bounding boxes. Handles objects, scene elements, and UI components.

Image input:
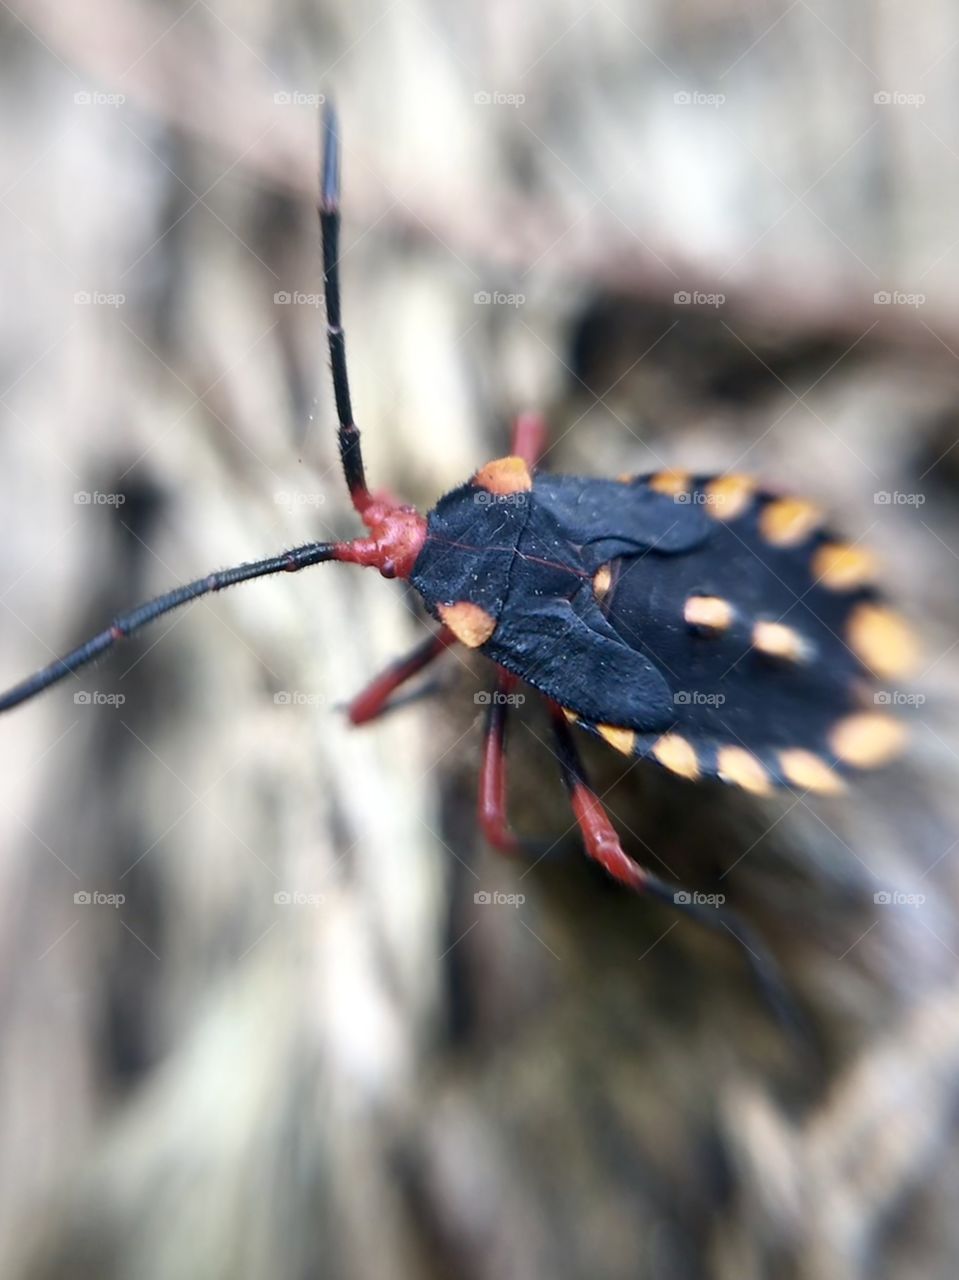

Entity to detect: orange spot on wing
[652,733,700,780]
[752,620,809,662]
[813,543,878,591]
[648,470,689,497]
[779,749,845,795]
[704,474,754,521]
[848,604,919,679]
[597,723,636,756]
[684,595,734,631]
[759,497,822,546]
[717,746,772,795]
[829,713,908,768]
[437,602,497,648]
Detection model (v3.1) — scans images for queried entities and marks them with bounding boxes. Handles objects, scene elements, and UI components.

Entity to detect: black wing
[557,475,913,794]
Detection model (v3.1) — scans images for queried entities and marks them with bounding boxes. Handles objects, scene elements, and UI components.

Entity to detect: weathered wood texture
[0,2,957,1278]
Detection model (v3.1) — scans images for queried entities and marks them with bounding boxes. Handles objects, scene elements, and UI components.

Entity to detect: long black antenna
[0,542,339,712]
[0,105,377,715]
[320,102,371,514]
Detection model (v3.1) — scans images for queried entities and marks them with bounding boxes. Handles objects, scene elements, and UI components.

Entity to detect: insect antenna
[0,100,429,715]
[0,543,340,712]
[319,102,373,517]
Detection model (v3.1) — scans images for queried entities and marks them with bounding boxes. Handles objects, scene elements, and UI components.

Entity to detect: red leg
[477,670,526,856]
[347,627,457,726]
[546,701,805,1039]
[547,702,647,891]
[510,411,548,469]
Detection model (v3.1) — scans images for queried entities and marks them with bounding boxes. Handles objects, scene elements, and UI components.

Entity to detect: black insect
[0,106,916,1017]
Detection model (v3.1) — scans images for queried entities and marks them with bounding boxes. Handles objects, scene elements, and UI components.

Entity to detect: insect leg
[509,410,548,469]
[547,702,807,1042]
[547,701,647,889]
[478,669,529,856]
[345,626,457,725]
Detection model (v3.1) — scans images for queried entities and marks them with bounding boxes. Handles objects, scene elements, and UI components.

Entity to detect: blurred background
[0,2,957,1277]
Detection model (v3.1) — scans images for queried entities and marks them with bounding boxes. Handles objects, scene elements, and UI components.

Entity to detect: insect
[0,106,916,1012]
